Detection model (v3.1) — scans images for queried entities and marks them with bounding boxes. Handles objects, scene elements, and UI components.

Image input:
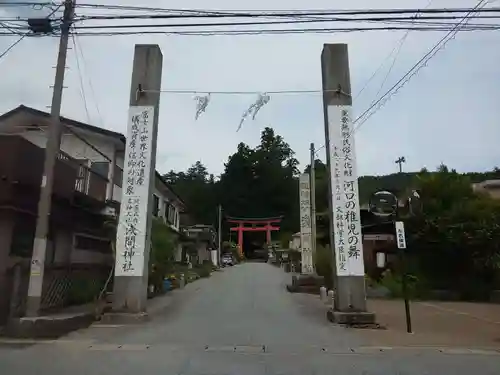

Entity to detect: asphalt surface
[1,263,499,374]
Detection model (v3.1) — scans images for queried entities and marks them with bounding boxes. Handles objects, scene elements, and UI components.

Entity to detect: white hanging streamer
[194,93,211,120]
[237,93,270,132]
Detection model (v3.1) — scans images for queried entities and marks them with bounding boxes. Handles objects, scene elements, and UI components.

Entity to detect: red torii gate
[227,216,283,256]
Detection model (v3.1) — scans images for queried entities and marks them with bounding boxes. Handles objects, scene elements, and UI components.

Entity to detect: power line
[0,2,62,60]
[72,31,104,127]
[67,16,500,32]
[73,13,500,22]
[143,88,344,95]
[351,0,488,134]
[0,32,28,60]
[6,21,500,34]
[365,0,435,103]
[71,33,91,123]
[0,24,500,38]
[314,0,488,157]
[63,24,500,37]
[73,4,500,16]
[0,24,498,38]
[0,2,59,7]
[3,11,500,35]
[4,15,499,29]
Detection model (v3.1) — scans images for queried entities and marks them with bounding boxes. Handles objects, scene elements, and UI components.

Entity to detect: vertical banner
[299,173,314,274]
[115,106,155,276]
[327,105,365,277]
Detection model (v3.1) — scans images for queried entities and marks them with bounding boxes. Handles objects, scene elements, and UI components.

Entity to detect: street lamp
[395,156,406,173]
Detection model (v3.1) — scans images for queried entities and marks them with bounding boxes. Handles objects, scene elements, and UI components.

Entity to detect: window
[90,161,110,180]
[164,201,175,225]
[163,200,170,223]
[153,194,159,217]
[113,166,123,188]
[168,205,175,225]
[74,234,111,253]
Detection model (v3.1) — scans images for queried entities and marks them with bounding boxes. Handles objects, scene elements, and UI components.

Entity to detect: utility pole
[321,44,374,324]
[395,156,406,173]
[309,143,317,269]
[26,0,75,317]
[218,204,222,266]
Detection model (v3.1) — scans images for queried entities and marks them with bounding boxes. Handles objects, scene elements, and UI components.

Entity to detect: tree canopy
[164,127,300,236]
[404,167,500,299]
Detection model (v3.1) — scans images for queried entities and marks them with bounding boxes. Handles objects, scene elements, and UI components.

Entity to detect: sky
[1,0,500,177]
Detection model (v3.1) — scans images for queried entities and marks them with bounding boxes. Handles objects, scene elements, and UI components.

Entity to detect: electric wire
[314,0,488,156]
[351,0,489,135]
[72,31,104,127]
[71,32,91,123]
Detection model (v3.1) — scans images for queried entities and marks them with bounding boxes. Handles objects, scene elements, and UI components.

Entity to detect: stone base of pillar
[286,274,324,294]
[326,308,376,326]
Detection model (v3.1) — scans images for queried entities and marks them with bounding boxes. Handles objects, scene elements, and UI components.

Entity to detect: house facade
[0,105,185,323]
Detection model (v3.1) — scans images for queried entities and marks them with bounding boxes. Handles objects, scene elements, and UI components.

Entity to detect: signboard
[395,221,407,249]
[328,105,365,277]
[299,173,314,274]
[115,106,155,276]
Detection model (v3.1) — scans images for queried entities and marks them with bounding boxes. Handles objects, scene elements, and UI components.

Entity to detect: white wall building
[289,232,301,251]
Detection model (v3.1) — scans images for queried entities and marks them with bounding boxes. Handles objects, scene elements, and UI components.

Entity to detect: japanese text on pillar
[339,107,364,276]
[328,105,365,277]
[299,174,313,273]
[116,106,155,277]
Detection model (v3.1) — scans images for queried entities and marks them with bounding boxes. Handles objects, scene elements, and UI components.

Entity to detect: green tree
[406,165,500,300]
[164,161,217,225]
[149,218,177,291]
[218,127,300,234]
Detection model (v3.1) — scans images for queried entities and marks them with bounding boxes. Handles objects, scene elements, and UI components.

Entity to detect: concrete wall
[290,235,301,250]
[196,243,209,264]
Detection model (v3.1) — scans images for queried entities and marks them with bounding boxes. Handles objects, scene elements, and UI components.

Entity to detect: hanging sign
[327,105,365,277]
[115,106,155,277]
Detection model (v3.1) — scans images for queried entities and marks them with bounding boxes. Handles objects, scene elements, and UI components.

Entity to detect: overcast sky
[1,0,500,177]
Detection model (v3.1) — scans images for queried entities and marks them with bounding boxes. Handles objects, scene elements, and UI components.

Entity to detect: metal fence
[7,263,112,317]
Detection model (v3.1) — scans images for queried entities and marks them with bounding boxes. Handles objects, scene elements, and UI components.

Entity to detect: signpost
[112,45,163,314]
[299,174,314,274]
[395,221,407,250]
[369,190,413,333]
[395,220,412,333]
[322,44,373,323]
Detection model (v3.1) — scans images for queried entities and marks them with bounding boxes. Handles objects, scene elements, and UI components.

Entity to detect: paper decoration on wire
[237,93,270,132]
[194,93,211,120]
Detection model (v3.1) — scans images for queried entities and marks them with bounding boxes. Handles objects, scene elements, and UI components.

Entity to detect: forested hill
[358,169,500,203]
[163,126,500,237]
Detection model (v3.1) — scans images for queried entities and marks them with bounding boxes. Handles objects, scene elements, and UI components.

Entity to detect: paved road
[1,263,499,374]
